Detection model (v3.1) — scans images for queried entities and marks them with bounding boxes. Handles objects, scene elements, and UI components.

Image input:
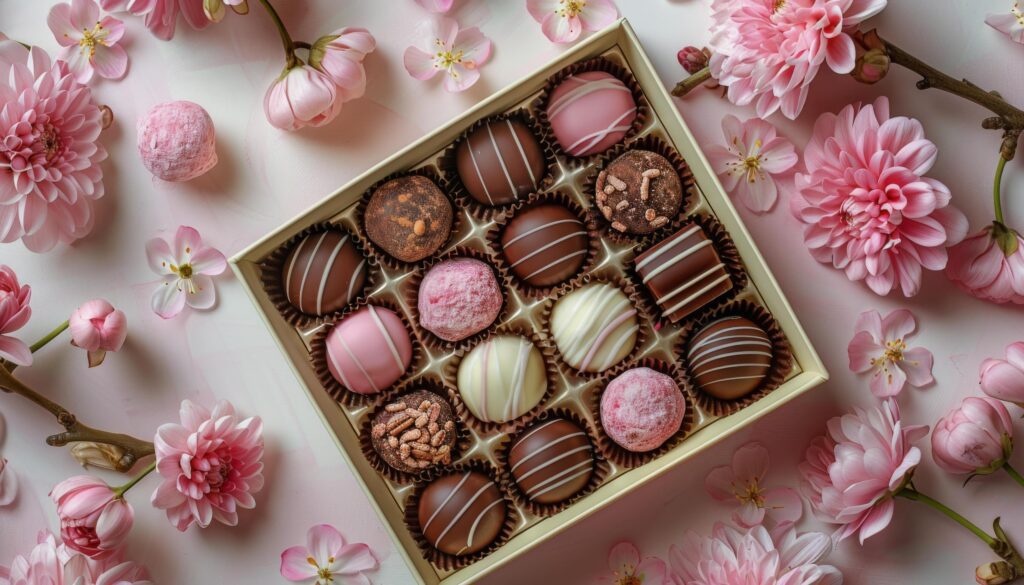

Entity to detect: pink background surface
[2,1,1024,583]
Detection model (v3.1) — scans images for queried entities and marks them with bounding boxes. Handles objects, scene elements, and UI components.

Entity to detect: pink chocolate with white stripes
[325,305,413,395]
[546,71,637,157]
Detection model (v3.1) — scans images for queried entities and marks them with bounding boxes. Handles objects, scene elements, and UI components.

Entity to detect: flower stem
[30,320,69,354]
[1006,463,1024,489]
[671,66,712,97]
[994,155,1008,224]
[113,461,156,499]
[256,0,297,68]
[897,488,996,547]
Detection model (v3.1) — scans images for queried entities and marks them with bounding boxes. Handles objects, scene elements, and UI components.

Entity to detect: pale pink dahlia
[0,531,151,585]
[100,0,208,41]
[709,0,888,119]
[150,399,264,531]
[792,97,968,296]
[0,42,108,253]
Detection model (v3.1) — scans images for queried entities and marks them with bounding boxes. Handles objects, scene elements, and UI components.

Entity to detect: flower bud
[976,561,1015,585]
[853,48,890,84]
[70,442,128,471]
[50,475,134,559]
[677,46,709,75]
[931,397,1014,475]
[69,299,127,368]
[980,342,1024,407]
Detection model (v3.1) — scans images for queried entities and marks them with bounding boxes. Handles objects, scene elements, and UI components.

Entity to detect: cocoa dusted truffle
[418,471,507,556]
[595,150,683,235]
[371,390,456,474]
[281,229,367,316]
[456,118,547,206]
[500,204,589,288]
[365,175,453,262]
[687,316,772,400]
[508,418,594,505]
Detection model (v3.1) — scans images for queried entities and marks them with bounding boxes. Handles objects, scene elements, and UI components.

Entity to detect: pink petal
[335,542,377,574]
[825,34,856,74]
[578,0,619,32]
[402,46,438,80]
[59,44,95,84]
[93,44,128,80]
[541,12,581,44]
[852,309,884,343]
[858,499,894,543]
[145,236,176,275]
[848,331,880,373]
[880,309,917,341]
[151,275,186,319]
[635,558,667,585]
[96,499,133,548]
[607,541,640,574]
[735,173,778,214]
[0,461,18,506]
[734,501,766,527]
[47,3,80,46]
[870,360,906,398]
[0,335,32,366]
[704,465,738,501]
[526,0,559,23]
[732,442,769,482]
[454,27,491,68]
[70,0,99,30]
[280,545,318,581]
[307,524,345,568]
[173,226,203,262]
[190,246,227,275]
[414,0,454,12]
[183,274,216,310]
[900,347,934,387]
[443,64,480,92]
[764,486,803,525]
[100,15,126,43]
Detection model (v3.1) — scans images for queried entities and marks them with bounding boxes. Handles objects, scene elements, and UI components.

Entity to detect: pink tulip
[980,341,1024,407]
[946,222,1024,305]
[50,475,134,559]
[311,27,376,102]
[69,299,128,368]
[0,265,32,366]
[263,64,342,131]
[931,397,1013,476]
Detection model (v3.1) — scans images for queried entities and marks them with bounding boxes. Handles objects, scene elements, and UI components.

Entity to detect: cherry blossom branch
[671,67,712,97]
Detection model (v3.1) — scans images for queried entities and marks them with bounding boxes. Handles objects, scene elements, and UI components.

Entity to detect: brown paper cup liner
[403,459,518,570]
[540,271,649,379]
[439,109,557,221]
[310,297,423,408]
[486,190,601,299]
[532,56,649,167]
[494,407,610,517]
[627,213,749,329]
[355,166,462,271]
[583,134,697,244]
[358,376,471,485]
[259,221,379,329]
[442,325,559,435]
[404,247,511,354]
[589,357,695,469]
[675,299,793,417]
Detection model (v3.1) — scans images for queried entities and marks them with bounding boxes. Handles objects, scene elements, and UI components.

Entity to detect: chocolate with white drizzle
[417,471,507,556]
[281,229,367,316]
[686,316,772,400]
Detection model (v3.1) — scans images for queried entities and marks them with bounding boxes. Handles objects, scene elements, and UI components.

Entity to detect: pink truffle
[137,101,218,181]
[418,258,502,342]
[325,305,413,395]
[600,367,685,452]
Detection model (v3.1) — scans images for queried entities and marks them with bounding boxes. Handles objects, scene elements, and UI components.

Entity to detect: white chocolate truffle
[456,335,547,423]
[137,101,218,182]
[550,283,638,373]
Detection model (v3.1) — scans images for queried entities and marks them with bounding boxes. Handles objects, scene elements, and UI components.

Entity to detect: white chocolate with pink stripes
[549,283,638,373]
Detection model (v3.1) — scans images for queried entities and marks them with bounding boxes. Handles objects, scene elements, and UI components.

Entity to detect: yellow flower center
[40,124,63,161]
[726,138,768,184]
[617,576,642,585]
[870,339,913,385]
[734,479,767,507]
[433,38,468,79]
[1014,2,1024,24]
[173,263,194,279]
[772,0,786,13]
[557,0,586,17]
[76,22,110,59]
[307,556,336,583]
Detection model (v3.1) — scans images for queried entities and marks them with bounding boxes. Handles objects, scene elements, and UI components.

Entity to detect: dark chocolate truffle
[508,418,594,505]
[371,390,456,474]
[365,175,453,263]
[634,223,733,322]
[687,316,772,400]
[281,230,367,316]
[500,204,588,288]
[596,150,682,235]
[456,118,546,206]
[418,471,507,556]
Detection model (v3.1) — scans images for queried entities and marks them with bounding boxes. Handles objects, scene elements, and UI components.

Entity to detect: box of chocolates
[230,19,828,585]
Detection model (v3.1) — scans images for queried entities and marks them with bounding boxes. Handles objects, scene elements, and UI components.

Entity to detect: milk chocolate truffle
[500,204,588,288]
[601,367,685,452]
[596,150,682,235]
[282,230,367,316]
[325,305,412,395]
[418,258,503,342]
[371,390,456,474]
[546,71,637,157]
[418,471,507,556]
[634,223,733,322]
[457,335,547,423]
[550,283,638,373]
[456,118,546,206]
[508,418,594,505]
[365,175,453,262]
[687,316,772,400]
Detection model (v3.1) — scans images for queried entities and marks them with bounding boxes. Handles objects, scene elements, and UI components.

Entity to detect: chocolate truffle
[549,283,638,373]
[546,71,637,157]
[456,118,546,206]
[596,150,683,235]
[508,418,594,505]
[600,367,685,452]
[418,258,502,342]
[500,204,588,288]
[365,175,453,262]
[370,390,456,474]
[325,305,412,395]
[457,335,547,423]
[634,223,733,322]
[687,316,772,400]
[418,471,507,556]
[282,230,367,316]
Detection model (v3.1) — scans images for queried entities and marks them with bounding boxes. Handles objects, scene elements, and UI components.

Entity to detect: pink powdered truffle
[325,305,413,394]
[417,258,502,342]
[137,101,218,181]
[600,367,685,452]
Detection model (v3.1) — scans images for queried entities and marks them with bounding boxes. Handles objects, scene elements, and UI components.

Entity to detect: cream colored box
[231,19,827,585]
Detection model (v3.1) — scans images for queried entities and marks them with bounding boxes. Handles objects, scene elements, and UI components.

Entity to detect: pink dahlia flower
[709,0,888,119]
[931,396,1013,476]
[0,42,108,253]
[980,342,1024,407]
[705,115,797,214]
[945,222,1024,304]
[403,17,492,93]
[280,524,378,584]
[704,442,802,528]
[100,0,208,41]
[0,531,151,585]
[799,399,928,544]
[0,265,32,366]
[50,476,134,560]
[792,97,968,296]
[69,299,127,368]
[669,523,842,585]
[847,309,933,398]
[526,0,619,45]
[48,0,129,84]
[150,399,264,531]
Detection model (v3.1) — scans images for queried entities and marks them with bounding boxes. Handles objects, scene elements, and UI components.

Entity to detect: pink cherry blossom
[403,17,492,93]
[264,64,342,131]
[980,341,1024,407]
[986,2,1024,44]
[705,115,797,214]
[799,399,928,544]
[704,442,802,528]
[791,97,968,296]
[0,42,109,253]
[280,524,378,585]
[311,27,376,102]
[847,309,933,398]
[0,457,16,508]
[69,299,127,368]
[50,476,134,559]
[48,0,128,84]
[414,0,454,12]
[708,0,888,119]
[0,265,32,367]
[0,531,151,585]
[100,0,208,41]
[946,222,1024,304]
[668,523,842,585]
[600,542,666,585]
[931,396,1014,476]
[150,399,264,531]
[526,0,619,44]
[145,225,227,319]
